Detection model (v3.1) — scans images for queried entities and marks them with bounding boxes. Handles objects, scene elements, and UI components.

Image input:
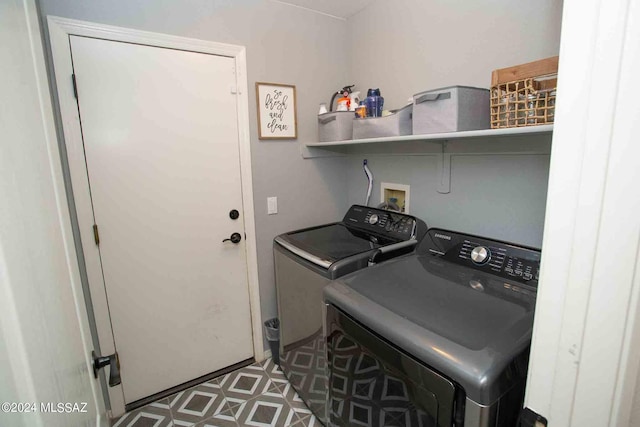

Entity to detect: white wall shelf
[301,124,553,193]
[301,124,553,158]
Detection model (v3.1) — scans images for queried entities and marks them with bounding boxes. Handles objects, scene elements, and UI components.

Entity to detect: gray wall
[632,341,640,426]
[348,0,564,109]
[346,151,551,248]
[39,0,564,355]
[343,0,563,247]
[38,0,350,349]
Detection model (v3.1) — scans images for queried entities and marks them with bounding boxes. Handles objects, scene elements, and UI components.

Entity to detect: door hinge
[72,73,78,99]
[93,224,100,246]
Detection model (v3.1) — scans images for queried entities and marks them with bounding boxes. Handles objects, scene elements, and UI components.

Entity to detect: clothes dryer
[324,228,541,427]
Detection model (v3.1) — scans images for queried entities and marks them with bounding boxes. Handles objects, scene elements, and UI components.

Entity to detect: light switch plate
[267,197,278,215]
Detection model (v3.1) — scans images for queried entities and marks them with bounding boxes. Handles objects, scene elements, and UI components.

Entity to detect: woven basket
[490,57,558,129]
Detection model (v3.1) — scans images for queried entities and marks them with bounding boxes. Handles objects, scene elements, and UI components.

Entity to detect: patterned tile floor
[111,358,320,427]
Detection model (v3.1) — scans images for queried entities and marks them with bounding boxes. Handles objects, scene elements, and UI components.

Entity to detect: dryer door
[326,304,461,427]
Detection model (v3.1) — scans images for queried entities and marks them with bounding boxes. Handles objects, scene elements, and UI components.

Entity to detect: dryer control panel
[420,228,541,287]
[343,205,426,241]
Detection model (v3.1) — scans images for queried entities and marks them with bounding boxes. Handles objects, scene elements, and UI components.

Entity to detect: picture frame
[255,82,297,140]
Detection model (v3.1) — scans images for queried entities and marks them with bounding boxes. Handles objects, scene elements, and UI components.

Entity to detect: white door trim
[524,0,640,425]
[2,3,107,425]
[47,16,263,417]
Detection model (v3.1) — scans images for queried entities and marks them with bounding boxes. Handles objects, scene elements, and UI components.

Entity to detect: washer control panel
[343,205,424,241]
[421,228,541,286]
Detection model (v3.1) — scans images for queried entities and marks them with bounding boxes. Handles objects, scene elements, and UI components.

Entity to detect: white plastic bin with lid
[317,111,354,142]
[412,86,490,134]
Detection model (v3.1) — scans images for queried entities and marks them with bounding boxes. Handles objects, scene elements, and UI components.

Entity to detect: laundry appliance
[324,228,541,427]
[274,205,428,424]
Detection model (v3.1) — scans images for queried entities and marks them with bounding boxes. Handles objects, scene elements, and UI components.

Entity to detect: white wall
[627,266,640,425]
[523,0,640,422]
[631,355,640,425]
[1,0,103,425]
[348,0,564,109]
[37,0,351,349]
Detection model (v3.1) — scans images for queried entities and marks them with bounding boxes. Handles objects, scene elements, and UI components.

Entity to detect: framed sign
[256,82,297,139]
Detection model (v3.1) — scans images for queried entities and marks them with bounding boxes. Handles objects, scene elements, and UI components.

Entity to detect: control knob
[470,246,491,265]
[368,214,379,225]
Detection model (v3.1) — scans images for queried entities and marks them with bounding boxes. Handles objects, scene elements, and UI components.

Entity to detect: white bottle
[349,91,361,111]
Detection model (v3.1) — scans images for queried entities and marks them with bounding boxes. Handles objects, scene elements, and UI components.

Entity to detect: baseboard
[262,348,272,361]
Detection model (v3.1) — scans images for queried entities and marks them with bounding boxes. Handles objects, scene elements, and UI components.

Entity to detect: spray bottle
[329,85,355,112]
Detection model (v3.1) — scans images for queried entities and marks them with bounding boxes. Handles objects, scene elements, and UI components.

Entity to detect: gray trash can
[263,318,280,365]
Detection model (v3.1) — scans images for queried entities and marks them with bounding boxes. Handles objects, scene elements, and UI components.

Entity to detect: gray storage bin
[352,104,412,139]
[318,111,354,142]
[412,86,489,134]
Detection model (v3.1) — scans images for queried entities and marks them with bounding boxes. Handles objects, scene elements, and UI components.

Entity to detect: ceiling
[272,0,375,19]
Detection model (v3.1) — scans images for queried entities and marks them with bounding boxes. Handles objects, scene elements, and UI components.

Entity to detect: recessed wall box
[380,182,410,213]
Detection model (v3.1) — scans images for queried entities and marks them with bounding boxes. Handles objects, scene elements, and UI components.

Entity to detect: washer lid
[277,223,395,264]
[324,253,536,405]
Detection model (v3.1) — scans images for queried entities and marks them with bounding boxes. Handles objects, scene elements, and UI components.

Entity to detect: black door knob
[223,232,242,244]
[229,209,240,220]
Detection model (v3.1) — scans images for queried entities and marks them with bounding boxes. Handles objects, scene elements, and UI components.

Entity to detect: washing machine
[274,205,427,424]
[324,228,541,427]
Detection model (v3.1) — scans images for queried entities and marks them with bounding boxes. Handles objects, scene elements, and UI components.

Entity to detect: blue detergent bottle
[366,88,384,117]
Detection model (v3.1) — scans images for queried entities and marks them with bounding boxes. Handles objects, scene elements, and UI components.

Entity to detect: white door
[0,1,106,426]
[69,35,254,403]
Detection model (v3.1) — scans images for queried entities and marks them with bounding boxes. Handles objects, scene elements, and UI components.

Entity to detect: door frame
[47,16,263,417]
[524,0,640,425]
[2,2,107,426]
